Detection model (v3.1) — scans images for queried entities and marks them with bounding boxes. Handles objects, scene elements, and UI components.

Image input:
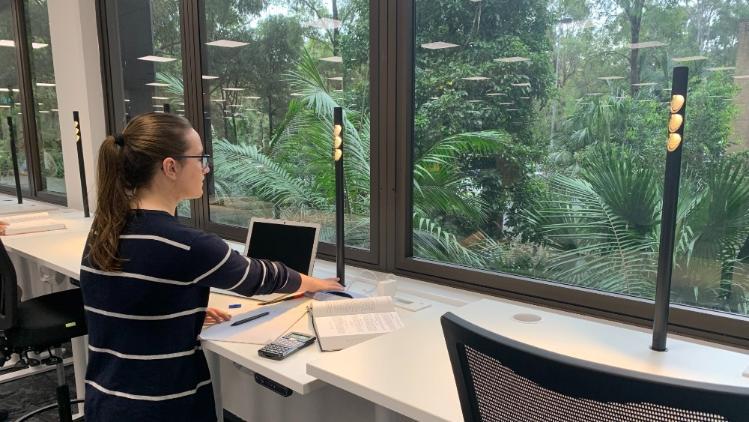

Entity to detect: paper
[313,296,394,317]
[310,296,404,351]
[314,312,403,337]
[199,300,308,345]
[2,218,66,235]
[0,212,50,223]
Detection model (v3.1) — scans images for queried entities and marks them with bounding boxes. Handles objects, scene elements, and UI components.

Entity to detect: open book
[310,296,404,352]
[0,212,66,235]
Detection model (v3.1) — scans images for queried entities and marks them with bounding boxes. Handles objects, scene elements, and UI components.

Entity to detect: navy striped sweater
[79,210,301,421]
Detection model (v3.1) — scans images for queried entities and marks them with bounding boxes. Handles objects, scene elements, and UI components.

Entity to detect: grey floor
[0,363,78,421]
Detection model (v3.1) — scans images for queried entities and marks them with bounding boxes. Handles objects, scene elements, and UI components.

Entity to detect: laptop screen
[245,219,319,275]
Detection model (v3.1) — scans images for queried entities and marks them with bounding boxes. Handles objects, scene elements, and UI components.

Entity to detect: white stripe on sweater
[84,305,207,320]
[80,245,232,286]
[88,345,202,360]
[226,257,251,291]
[119,235,191,251]
[86,379,212,402]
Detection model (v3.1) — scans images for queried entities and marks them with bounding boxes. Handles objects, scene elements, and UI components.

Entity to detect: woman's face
[176,128,210,200]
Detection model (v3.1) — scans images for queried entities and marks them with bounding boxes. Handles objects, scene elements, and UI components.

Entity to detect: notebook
[309,296,404,352]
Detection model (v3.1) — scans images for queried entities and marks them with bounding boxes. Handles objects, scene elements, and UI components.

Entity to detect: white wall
[47,0,105,213]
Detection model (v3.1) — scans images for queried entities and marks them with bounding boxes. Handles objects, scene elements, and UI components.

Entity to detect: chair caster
[42,355,62,365]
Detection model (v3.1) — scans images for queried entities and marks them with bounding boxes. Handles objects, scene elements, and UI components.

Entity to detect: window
[408,0,749,319]
[24,0,63,194]
[99,0,749,346]
[0,0,66,203]
[103,0,191,216]
[199,0,372,250]
[0,0,29,191]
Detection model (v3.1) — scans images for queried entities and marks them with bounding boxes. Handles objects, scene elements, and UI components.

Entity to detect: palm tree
[528,145,749,314]
[211,50,508,265]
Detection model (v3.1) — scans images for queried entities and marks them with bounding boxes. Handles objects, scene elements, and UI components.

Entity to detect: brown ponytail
[88,112,193,271]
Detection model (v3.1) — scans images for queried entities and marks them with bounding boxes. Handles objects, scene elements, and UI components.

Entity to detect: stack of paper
[0,212,66,235]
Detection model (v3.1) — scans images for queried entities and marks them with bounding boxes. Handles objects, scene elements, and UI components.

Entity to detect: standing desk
[308,298,749,422]
[0,211,455,421]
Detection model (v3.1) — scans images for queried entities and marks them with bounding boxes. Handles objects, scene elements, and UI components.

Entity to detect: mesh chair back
[0,238,18,332]
[441,312,749,422]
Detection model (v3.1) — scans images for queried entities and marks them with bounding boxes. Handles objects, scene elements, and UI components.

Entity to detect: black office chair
[441,312,749,422]
[0,238,86,422]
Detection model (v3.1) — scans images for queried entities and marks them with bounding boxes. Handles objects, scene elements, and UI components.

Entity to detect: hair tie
[114,134,125,147]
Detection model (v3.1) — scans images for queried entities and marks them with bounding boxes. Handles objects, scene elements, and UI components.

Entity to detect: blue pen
[228,304,242,309]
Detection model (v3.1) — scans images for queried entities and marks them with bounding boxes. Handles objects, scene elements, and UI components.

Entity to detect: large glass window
[200,0,371,249]
[411,0,749,317]
[24,0,63,194]
[0,0,29,191]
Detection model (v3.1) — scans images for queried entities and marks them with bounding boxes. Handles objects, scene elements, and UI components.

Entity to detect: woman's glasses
[175,154,211,169]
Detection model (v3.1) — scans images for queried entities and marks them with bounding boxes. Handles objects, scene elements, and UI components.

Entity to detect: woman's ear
[162,157,179,180]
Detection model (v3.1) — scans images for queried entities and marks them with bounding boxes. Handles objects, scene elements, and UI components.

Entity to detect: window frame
[0,0,66,205]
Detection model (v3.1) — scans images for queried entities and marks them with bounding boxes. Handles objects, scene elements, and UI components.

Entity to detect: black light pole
[163,103,171,113]
[6,117,23,204]
[73,111,90,218]
[333,107,345,286]
[652,66,688,352]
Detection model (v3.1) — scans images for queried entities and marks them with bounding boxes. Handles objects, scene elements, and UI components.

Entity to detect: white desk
[0,210,92,416]
[2,214,91,280]
[307,298,749,422]
[7,207,749,422]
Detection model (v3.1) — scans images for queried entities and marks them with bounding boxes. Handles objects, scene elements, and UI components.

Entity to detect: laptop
[243,217,321,276]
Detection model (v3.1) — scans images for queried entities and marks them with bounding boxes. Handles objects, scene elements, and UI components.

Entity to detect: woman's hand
[203,307,232,326]
[298,274,344,293]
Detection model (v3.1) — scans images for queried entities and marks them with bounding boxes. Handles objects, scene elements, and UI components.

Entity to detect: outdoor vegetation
[125,0,749,316]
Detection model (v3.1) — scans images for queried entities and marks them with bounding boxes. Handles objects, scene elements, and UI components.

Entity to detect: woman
[79,113,341,421]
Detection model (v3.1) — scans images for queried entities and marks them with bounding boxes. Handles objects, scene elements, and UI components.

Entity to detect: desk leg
[205,349,224,422]
[71,335,87,417]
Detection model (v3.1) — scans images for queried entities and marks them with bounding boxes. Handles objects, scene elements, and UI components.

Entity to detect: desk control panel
[254,373,293,397]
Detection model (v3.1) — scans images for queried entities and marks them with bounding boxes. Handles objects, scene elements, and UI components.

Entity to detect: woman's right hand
[298,274,344,293]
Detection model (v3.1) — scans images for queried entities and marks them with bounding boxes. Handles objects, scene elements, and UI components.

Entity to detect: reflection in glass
[412,0,749,316]
[109,0,191,216]
[0,0,29,191]
[202,0,371,250]
[25,0,63,193]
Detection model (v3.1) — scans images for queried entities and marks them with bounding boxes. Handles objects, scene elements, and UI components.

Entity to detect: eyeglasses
[174,154,211,169]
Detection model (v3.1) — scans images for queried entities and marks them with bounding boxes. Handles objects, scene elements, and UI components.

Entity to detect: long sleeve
[187,232,302,295]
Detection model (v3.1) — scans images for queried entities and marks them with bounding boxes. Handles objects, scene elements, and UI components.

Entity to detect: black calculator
[258,332,316,360]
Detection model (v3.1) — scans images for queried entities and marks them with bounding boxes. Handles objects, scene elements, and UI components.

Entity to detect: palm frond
[212,139,328,209]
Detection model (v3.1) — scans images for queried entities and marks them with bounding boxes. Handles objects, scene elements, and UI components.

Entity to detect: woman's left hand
[204,307,232,325]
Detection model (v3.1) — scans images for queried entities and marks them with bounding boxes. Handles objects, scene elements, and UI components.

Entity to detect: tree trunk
[625,0,645,96]
[629,10,642,95]
[332,0,339,56]
[267,95,274,144]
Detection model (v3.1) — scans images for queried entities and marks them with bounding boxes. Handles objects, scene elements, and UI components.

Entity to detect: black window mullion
[182,0,208,229]
[393,0,413,271]
[96,0,123,135]
[10,0,42,196]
